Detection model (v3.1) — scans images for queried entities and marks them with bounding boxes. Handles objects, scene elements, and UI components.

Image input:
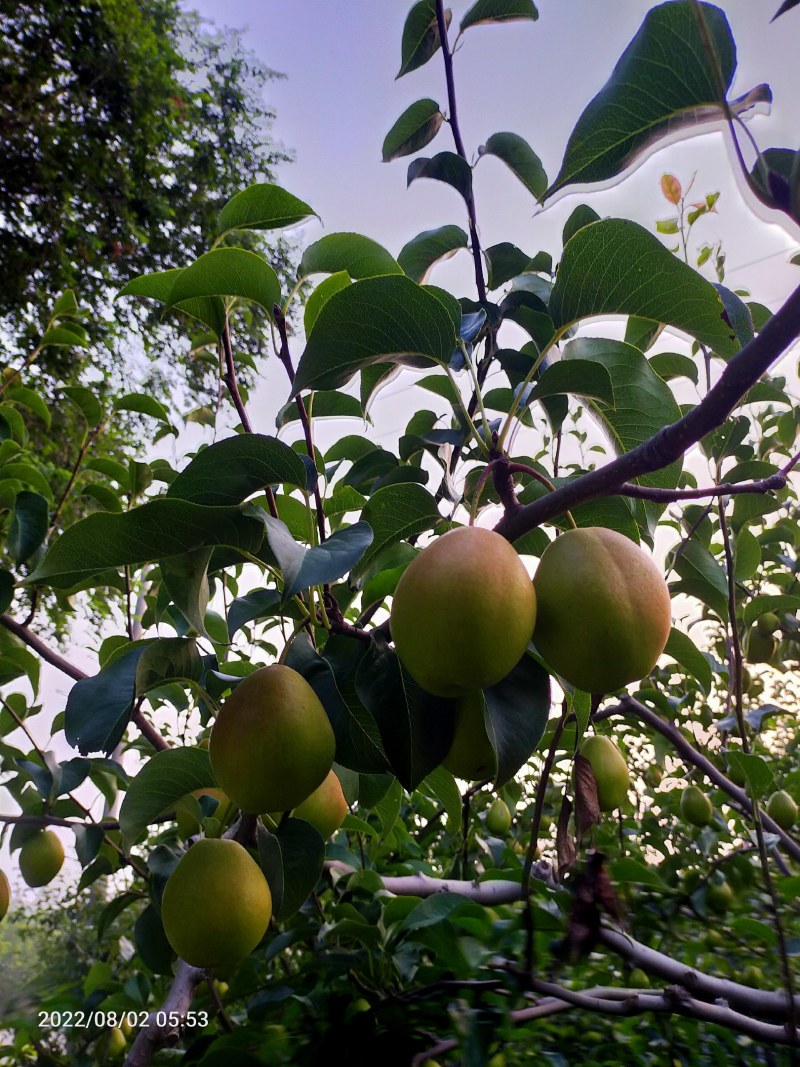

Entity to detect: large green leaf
[355,483,440,578]
[119,747,214,845]
[545,2,769,198]
[264,516,373,600]
[29,500,266,587]
[258,818,325,922]
[293,275,458,393]
[355,637,457,791]
[563,338,683,495]
[397,225,469,283]
[485,652,550,787]
[397,0,450,78]
[551,220,741,357]
[304,272,351,335]
[407,152,473,204]
[461,0,538,30]
[216,183,316,236]
[671,540,728,619]
[4,387,51,429]
[168,434,307,505]
[480,132,546,199]
[117,269,226,336]
[663,627,713,694]
[167,248,281,320]
[9,491,48,564]
[529,358,615,407]
[382,99,444,162]
[65,647,147,755]
[299,233,401,281]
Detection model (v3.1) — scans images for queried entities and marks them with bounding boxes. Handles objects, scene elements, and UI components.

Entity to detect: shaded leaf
[293,275,457,393]
[217,183,316,236]
[480,132,546,199]
[227,588,282,638]
[113,393,172,424]
[299,233,401,280]
[167,248,281,321]
[160,547,212,636]
[119,747,214,844]
[529,358,615,407]
[551,220,741,357]
[397,0,450,78]
[484,652,550,786]
[117,269,226,336]
[382,98,444,162]
[264,516,373,600]
[66,647,146,756]
[663,627,712,694]
[355,483,440,578]
[9,491,48,563]
[168,434,307,505]
[304,272,350,336]
[398,225,469,283]
[461,0,538,29]
[408,151,473,204]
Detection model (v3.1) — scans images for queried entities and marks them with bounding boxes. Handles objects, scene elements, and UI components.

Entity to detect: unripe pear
[100,1027,126,1058]
[706,878,734,915]
[210,664,335,814]
[485,798,512,836]
[532,527,671,693]
[680,785,713,827]
[756,611,780,635]
[767,790,797,830]
[443,690,497,781]
[580,735,630,811]
[161,838,272,969]
[19,830,64,887]
[746,627,777,664]
[0,870,9,920]
[292,769,348,839]
[742,964,764,987]
[390,526,536,697]
[629,968,651,989]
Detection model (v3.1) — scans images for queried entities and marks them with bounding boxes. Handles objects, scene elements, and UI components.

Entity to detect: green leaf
[461,0,538,30]
[41,326,89,348]
[743,594,800,628]
[0,463,54,499]
[216,183,316,236]
[167,248,281,321]
[135,638,202,695]
[66,647,146,756]
[398,225,469,283]
[612,858,669,889]
[382,99,444,162]
[29,500,266,588]
[529,358,615,407]
[168,434,307,505]
[355,637,457,791]
[734,527,761,581]
[62,385,103,426]
[397,0,450,78]
[304,272,351,336]
[648,352,699,385]
[277,390,363,429]
[401,893,480,931]
[0,570,13,614]
[113,393,172,424]
[9,491,48,564]
[563,338,683,499]
[663,628,712,694]
[562,204,601,247]
[227,588,282,638]
[355,483,440,578]
[671,540,728,619]
[264,517,373,600]
[545,2,768,198]
[551,220,741,358]
[485,244,550,290]
[5,387,51,429]
[726,752,774,800]
[484,652,550,786]
[299,233,401,281]
[260,818,325,922]
[119,747,214,844]
[407,152,473,204]
[480,132,546,200]
[117,269,226,336]
[293,275,458,394]
[417,765,462,833]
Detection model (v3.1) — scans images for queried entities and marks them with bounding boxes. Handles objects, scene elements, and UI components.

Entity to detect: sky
[4,0,800,897]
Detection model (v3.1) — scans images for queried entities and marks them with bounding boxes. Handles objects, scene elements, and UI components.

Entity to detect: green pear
[19,830,64,887]
[680,785,713,827]
[767,789,797,830]
[533,527,671,693]
[443,690,497,781]
[580,735,630,811]
[390,526,537,698]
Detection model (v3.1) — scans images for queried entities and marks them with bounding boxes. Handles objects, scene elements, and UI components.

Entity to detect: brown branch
[0,813,119,830]
[495,281,800,540]
[273,305,326,543]
[595,696,800,864]
[0,614,88,680]
[123,961,206,1067]
[617,470,788,502]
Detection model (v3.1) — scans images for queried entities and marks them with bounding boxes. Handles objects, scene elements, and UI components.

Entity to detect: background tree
[3,2,800,1065]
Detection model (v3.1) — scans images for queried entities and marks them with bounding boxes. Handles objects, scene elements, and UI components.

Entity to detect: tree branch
[123,961,206,1067]
[495,281,800,540]
[595,696,800,864]
[617,470,788,502]
[0,614,88,680]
